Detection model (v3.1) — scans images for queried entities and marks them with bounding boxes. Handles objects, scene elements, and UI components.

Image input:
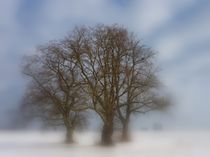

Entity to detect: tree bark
[101,121,114,145]
[65,126,74,143]
[121,118,130,142]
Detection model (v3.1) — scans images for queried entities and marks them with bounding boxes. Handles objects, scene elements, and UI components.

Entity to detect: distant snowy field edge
[0,131,210,157]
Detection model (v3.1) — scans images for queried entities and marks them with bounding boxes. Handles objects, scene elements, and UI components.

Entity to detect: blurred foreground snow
[0,131,210,157]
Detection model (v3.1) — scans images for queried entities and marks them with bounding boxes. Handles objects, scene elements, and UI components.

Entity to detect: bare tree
[22,41,88,143]
[64,25,168,143]
[62,25,168,144]
[21,24,169,145]
[116,39,169,141]
[64,25,133,145]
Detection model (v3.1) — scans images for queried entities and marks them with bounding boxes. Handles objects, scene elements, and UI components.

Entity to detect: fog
[1,131,210,157]
[0,0,210,156]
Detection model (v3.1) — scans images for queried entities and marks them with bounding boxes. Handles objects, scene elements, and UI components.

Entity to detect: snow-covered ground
[0,131,210,157]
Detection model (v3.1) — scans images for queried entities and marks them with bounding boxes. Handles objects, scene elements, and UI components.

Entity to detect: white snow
[0,131,210,157]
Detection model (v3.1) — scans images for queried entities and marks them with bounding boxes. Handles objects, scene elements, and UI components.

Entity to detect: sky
[0,0,210,130]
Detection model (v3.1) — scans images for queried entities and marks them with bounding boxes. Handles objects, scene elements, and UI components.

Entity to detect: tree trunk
[65,126,74,143]
[101,121,114,145]
[121,119,130,142]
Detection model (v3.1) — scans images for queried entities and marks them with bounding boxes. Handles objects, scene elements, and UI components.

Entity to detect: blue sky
[0,0,210,129]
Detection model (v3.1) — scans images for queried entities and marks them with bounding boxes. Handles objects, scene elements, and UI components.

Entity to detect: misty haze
[0,0,210,157]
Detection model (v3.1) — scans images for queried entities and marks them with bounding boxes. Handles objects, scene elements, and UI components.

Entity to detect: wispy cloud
[0,0,209,129]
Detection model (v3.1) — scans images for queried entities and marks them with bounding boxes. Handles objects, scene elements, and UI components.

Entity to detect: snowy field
[0,131,210,157]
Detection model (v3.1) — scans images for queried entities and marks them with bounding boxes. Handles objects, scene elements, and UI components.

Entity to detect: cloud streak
[0,0,209,129]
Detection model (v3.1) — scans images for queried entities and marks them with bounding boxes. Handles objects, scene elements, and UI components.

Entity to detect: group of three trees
[22,25,168,145]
